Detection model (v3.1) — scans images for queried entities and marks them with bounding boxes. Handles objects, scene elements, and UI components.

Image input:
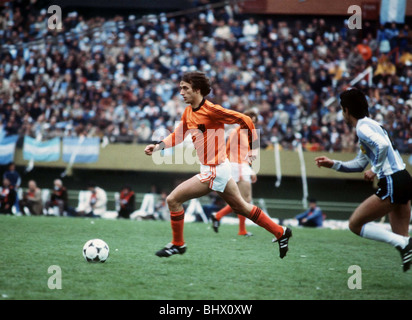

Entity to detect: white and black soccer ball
[82,239,109,263]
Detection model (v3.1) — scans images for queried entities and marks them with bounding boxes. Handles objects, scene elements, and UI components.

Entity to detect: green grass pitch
[0,215,411,300]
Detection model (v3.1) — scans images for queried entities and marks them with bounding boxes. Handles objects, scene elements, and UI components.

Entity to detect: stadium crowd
[0,1,412,154]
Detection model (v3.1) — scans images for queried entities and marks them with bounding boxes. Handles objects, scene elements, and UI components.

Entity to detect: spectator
[154,190,169,221]
[295,198,324,227]
[3,162,21,190]
[242,18,259,41]
[373,55,396,84]
[44,179,69,216]
[135,121,152,143]
[399,50,412,67]
[356,39,373,62]
[0,1,410,156]
[346,46,365,72]
[0,177,16,215]
[77,182,107,217]
[117,185,135,219]
[113,124,135,144]
[214,19,232,40]
[281,126,296,150]
[19,180,43,216]
[3,162,21,213]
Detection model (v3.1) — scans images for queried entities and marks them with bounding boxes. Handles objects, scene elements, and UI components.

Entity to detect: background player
[211,109,259,236]
[315,88,412,272]
[145,71,292,259]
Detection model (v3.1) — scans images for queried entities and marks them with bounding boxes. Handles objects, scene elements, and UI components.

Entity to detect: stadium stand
[0,1,411,156]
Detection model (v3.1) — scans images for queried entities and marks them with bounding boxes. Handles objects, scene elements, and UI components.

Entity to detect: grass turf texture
[0,215,411,300]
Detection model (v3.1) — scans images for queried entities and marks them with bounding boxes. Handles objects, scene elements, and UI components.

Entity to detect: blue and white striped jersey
[332,117,405,179]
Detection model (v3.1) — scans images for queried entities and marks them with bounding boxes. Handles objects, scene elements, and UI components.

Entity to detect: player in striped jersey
[315,88,412,272]
[145,72,292,259]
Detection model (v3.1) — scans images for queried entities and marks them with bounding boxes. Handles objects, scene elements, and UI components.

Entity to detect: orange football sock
[237,214,247,235]
[170,210,185,246]
[248,206,284,239]
[215,205,232,221]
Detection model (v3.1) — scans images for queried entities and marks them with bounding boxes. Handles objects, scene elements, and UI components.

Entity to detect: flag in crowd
[0,135,100,166]
[62,137,100,163]
[0,135,19,165]
[23,136,60,162]
[380,0,406,24]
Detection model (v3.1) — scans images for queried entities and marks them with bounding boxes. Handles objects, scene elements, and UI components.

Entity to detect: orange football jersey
[162,99,257,165]
[226,126,250,164]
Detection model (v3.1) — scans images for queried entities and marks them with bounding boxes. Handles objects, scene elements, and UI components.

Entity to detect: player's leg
[166,175,211,245]
[386,169,412,237]
[349,195,410,244]
[348,195,392,235]
[156,176,210,257]
[237,179,252,203]
[166,175,211,212]
[388,201,411,237]
[213,205,232,223]
[212,180,251,233]
[349,195,410,267]
[237,180,252,235]
[211,163,241,232]
[218,178,281,236]
[218,178,292,258]
[388,201,412,271]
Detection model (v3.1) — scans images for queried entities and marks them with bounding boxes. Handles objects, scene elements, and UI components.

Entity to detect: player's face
[180,81,199,104]
[341,105,350,124]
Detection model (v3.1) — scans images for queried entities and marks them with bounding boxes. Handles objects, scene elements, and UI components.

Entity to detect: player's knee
[348,217,362,235]
[232,202,251,216]
[243,195,252,203]
[166,194,178,209]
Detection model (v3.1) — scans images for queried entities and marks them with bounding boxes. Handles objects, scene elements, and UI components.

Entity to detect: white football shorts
[196,158,232,192]
[231,162,253,183]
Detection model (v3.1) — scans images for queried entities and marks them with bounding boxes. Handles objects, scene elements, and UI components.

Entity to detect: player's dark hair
[87,181,97,188]
[182,71,211,97]
[244,109,258,120]
[339,88,369,119]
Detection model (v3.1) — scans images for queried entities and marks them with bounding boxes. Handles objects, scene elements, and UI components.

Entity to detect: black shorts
[376,169,412,204]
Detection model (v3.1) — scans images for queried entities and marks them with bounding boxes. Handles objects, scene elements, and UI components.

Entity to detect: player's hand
[315,156,334,168]
[245,149,258,164]
[144,144,156,156]
[364,169,376,181]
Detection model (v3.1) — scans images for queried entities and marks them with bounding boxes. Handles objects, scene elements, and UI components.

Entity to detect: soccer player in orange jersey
[145,72,292,259]
[211,109,258,236]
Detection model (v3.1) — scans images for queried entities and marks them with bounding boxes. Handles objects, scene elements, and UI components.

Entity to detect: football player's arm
[315,151,369,173]
[213,106,259,153]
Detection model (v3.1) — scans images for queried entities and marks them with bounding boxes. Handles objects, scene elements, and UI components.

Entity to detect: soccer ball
[82,239,109,263]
